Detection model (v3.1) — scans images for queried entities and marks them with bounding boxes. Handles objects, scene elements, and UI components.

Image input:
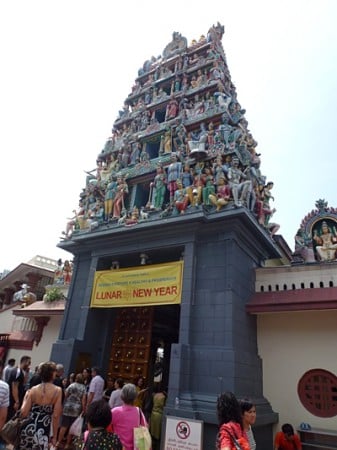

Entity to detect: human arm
[108,390,116,409]
[20,388,32,417]
[0,406,7,431]
[86,376,96,407]
[81,391,87,414]
[313,229,322,244]
[87,391,94,407]
[0,382,9,430]
[218,429,232,450]
[11,380,20,411]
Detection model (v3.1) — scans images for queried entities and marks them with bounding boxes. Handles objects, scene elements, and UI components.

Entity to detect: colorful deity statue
[313,221,337,261]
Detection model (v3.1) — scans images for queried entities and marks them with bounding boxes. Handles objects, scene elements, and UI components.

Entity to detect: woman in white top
[239,398,257,450]
[109,378,124,409]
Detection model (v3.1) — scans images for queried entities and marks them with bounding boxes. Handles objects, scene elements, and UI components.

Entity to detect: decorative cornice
[247,287,337,314]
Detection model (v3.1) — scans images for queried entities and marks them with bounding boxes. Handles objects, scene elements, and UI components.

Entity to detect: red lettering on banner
[96,291,121,300]
[133,288,152,297]
[154,286,178,296]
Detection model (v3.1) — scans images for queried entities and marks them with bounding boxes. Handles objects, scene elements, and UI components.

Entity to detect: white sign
[163,415,203,450]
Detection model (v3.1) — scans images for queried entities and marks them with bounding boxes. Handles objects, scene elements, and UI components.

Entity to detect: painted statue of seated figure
[313,221,337,261]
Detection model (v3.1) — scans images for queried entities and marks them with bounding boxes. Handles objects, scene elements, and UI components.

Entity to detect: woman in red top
[216,391,250,450]
[274,423,302,450]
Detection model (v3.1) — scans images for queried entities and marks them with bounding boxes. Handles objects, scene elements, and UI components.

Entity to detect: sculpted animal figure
[13,284,37,304]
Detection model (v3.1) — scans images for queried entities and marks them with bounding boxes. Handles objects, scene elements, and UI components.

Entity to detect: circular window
[298,369,337,417]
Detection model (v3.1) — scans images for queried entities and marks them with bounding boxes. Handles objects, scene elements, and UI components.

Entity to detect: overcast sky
[1,0,336,271]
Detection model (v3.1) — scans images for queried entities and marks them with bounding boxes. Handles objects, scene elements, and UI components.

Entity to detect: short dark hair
[282,423,294,436]
[86,399,112,428]
[91,366,101,375]
[40,361,57,382]
[115,378,124,389]
[20,355,31,365]
[8,359,15,366]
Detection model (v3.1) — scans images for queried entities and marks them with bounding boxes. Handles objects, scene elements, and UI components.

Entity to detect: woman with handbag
[111,383,150,450]
[16,361,62,449]
[216,391,250,450]
[56,373,87,449]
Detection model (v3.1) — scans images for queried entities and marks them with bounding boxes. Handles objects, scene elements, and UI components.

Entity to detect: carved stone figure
[294,229,315,263]
[167,153,182,202]
[207,22,225,42]
[113,177,129,219]
[209,176,231,211]
[173,120,187,155]
[202,167,215,206]
[173,179,189,214]
[160,128,172,154]
[104,176,118,221]
[163,32,188,58]
[313,221,337,261]
[165,96,179,120]
[151,166,167,210]
[13,284,37,304]
[63,200,85,238]
[227,157,251,207]
[62,260,73,284]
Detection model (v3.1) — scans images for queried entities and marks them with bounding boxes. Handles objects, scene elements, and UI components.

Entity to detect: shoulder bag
[0,411,31,446]
[133,407,152,450]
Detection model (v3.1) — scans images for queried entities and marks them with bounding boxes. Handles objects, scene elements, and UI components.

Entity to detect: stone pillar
[165,214,278,449]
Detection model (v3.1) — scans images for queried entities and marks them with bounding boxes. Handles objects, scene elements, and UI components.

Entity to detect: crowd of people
[0,357,167,450]
[0,356,302,449]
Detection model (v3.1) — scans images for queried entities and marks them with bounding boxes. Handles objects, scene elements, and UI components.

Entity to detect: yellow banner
[90,261,184,308]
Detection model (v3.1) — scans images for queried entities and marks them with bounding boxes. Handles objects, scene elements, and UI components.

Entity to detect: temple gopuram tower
[53,23,280,448]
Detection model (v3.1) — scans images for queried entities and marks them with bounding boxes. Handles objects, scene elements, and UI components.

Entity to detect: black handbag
[0,411,31,446]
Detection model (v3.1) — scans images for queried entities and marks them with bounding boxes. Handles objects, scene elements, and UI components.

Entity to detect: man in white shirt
[87,366,104,407]
[2,358,15,383]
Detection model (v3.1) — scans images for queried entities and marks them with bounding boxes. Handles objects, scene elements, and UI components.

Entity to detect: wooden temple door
[108,306,154,383]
